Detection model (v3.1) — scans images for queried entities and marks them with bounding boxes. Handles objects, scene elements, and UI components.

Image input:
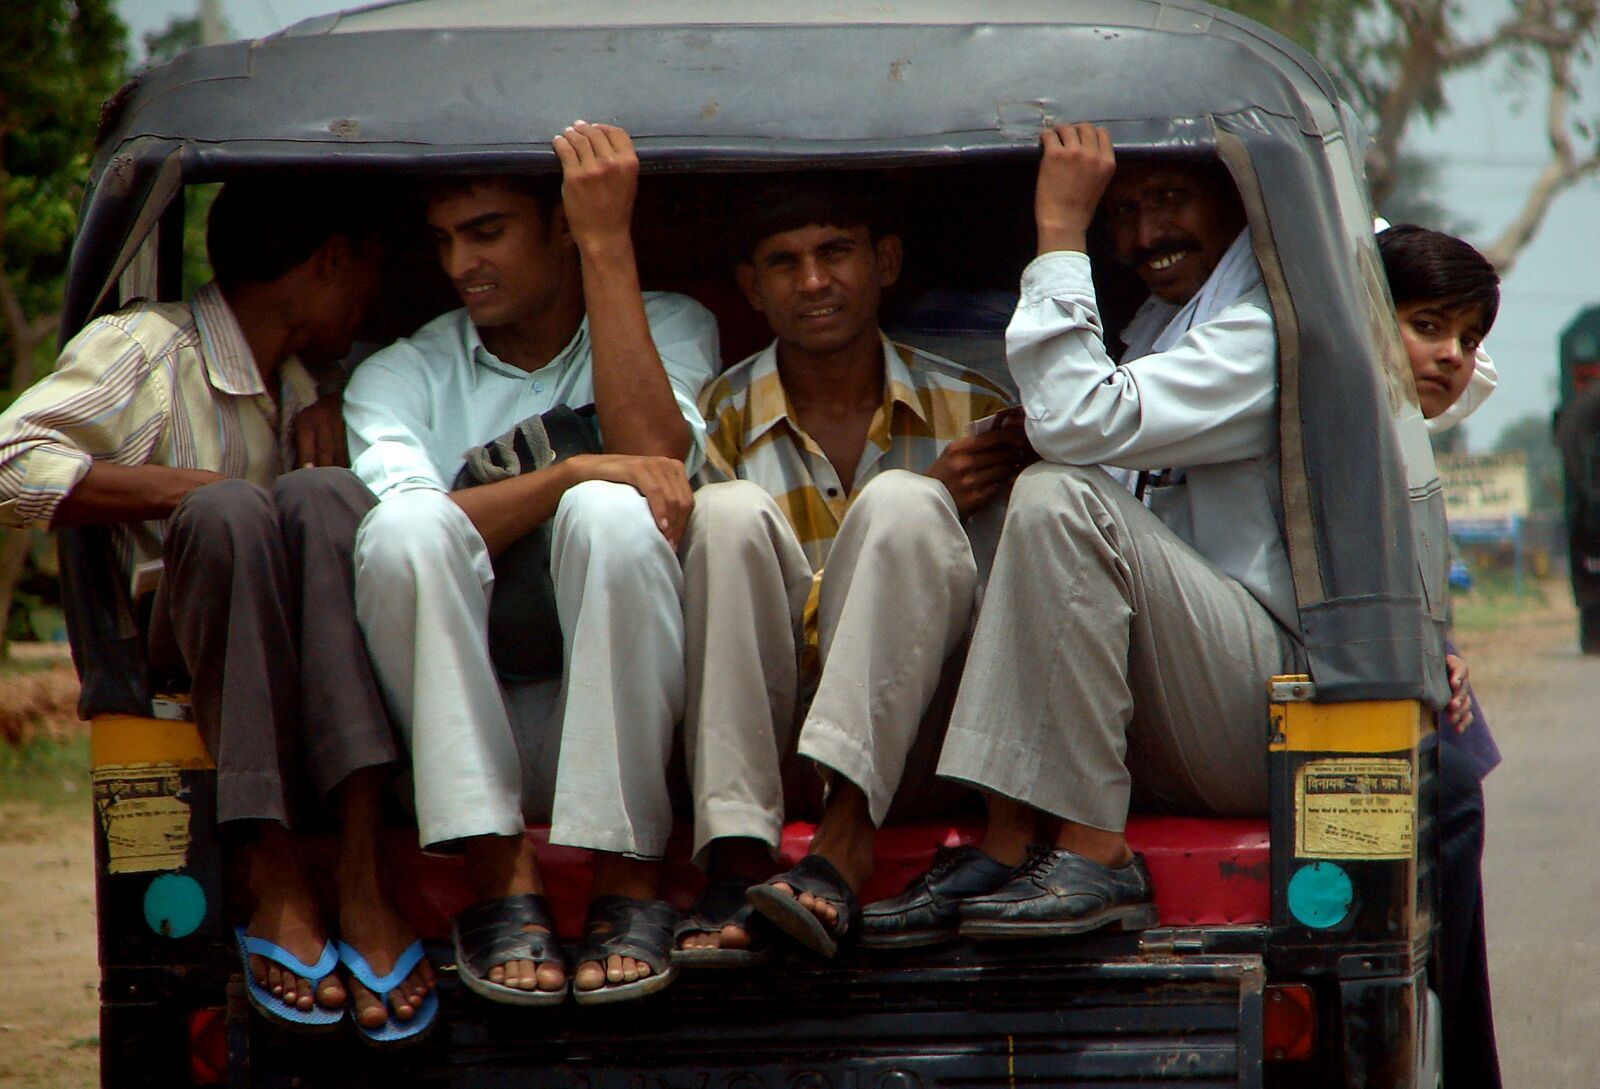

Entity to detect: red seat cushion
[379,815,1270,941]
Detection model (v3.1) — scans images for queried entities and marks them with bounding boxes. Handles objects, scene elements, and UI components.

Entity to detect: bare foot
[573,855,660,994]
[240,831,344,1013]
[336,879,435,1029]
[759,782,874,936]
[767,880,843,931]
[678,841,772,954]
[679,923,753,953]
[464,834,566,995]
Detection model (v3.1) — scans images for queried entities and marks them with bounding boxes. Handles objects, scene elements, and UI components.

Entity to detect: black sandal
[672,878,775,968]
[451,893,569,1006]
[572,896,679,1005]
[745,854,860,958]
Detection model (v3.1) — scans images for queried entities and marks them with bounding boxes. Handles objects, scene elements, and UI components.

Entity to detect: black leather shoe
[957,847,1157,940]
[859,845,1016,949]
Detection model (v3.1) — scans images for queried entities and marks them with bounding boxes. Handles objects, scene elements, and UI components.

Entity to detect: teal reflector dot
[1287,861,1353,929]
[144,873,206,938]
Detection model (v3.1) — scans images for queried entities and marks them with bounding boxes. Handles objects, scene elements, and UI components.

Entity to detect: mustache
[1129,239,1199,267]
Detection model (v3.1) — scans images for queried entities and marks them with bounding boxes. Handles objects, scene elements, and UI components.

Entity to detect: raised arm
[553,122,690,461]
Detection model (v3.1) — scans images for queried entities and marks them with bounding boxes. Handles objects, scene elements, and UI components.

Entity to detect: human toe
[574,960,607,991]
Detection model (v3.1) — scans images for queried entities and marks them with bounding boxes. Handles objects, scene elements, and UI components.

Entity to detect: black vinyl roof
[94,0,1342,177]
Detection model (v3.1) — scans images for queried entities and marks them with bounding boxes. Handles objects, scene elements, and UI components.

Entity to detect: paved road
[1468,605,1600,1085]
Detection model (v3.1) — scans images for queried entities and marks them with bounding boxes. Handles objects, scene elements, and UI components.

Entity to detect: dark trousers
[148,468,398,828]
[1436,740,1502,1089]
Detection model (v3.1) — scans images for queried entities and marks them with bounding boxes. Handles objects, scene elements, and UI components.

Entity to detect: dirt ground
[0,587,1586,1087]
[0,645,97,1089]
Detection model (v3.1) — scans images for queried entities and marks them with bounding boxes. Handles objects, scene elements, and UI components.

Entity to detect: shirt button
[826,487,839,497]
[534,382,544,393]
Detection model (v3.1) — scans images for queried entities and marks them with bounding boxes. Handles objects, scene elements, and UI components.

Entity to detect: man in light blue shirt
[345,123,717,1006]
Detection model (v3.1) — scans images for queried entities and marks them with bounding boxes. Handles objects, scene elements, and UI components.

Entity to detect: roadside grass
[1450,570,1559,633]
[0,730,89,815]
[0,652,88,824]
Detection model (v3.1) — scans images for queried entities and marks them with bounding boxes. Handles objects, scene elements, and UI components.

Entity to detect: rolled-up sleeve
[0,321,164,529]
[345,346,449,499]
[644,293,719,476]
[1008,250,1278,471]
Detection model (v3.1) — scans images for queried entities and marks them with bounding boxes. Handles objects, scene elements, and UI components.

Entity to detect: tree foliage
[0,0,128,391]
[0,1,128,649]
[1215,0,1600,273]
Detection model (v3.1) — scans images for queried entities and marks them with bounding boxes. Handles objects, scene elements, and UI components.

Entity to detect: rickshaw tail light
[1263,983,1316,1062]
[187,1007,227,1084]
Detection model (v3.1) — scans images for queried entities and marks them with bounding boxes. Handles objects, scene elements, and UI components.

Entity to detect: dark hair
[730,173,892,264]
[206,177,387,288]
[1377,224,1500,330]
[420,173,564,219]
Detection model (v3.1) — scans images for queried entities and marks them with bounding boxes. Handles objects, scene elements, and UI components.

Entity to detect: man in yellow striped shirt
[676,178,1030,964]
[0,180,437,1040]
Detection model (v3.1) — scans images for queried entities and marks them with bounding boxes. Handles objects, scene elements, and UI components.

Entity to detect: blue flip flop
[234,926,344,1032]
[336,940,439,1048]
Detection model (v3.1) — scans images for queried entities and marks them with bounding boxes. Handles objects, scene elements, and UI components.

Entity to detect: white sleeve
[344,346,449,499]
[1008,250,1279,470]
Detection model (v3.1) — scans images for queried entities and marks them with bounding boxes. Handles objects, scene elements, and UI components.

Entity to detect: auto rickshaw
[67,1,1449,1085]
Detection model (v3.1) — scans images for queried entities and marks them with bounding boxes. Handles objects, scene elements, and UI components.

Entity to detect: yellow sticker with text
[93,766,192,874]
[1295,758,1415,860]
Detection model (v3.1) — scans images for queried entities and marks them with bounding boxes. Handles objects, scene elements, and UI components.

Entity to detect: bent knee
[271,466,369,517]
[684,479,783,546]
[1002,462,1121,533]
[354,489,481,578]
[170,478,273,537]
[851,469,956,525]
[554,479,660,546]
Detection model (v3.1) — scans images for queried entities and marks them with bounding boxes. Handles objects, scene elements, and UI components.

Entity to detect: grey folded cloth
[454,404,601,683]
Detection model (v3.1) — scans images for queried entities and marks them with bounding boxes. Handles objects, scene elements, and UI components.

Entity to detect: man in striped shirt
[0,180,438,1038]
[675,178,1031,965]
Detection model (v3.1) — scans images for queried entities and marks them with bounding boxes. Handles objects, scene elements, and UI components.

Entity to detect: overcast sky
[116,0,1600,451]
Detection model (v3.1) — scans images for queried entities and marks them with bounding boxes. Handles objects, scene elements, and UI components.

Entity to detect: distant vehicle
[1555,304,1600,653]
[70,1,1450,1086]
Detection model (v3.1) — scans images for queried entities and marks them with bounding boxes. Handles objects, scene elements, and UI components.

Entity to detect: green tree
[0,0,128,648]
[1215,0,1600,273]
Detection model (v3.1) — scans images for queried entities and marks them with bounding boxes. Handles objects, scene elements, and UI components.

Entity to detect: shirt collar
[192,282,267,397]
[741,334,930,448]
[464,309,590,378]
[881,336,931,430]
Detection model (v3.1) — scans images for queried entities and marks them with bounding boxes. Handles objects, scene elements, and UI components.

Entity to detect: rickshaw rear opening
[71,3,1448,1087]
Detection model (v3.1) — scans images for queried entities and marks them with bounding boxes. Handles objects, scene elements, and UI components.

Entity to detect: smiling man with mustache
[909,124,1302,941]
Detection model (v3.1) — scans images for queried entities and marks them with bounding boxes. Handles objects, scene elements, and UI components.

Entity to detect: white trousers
[938,463,1299,832]
[353,481,685,856]
[681,471,980,861]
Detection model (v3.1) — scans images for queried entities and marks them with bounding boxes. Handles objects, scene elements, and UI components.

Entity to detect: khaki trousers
[681,470,980,862]
[938,463,1298,832]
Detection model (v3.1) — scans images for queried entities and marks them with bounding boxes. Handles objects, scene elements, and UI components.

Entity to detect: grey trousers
[681,471,981,862]
[150,468,399,828]
[938,463,1298,832]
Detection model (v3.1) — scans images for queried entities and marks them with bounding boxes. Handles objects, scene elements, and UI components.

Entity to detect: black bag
[452,404,602,683]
